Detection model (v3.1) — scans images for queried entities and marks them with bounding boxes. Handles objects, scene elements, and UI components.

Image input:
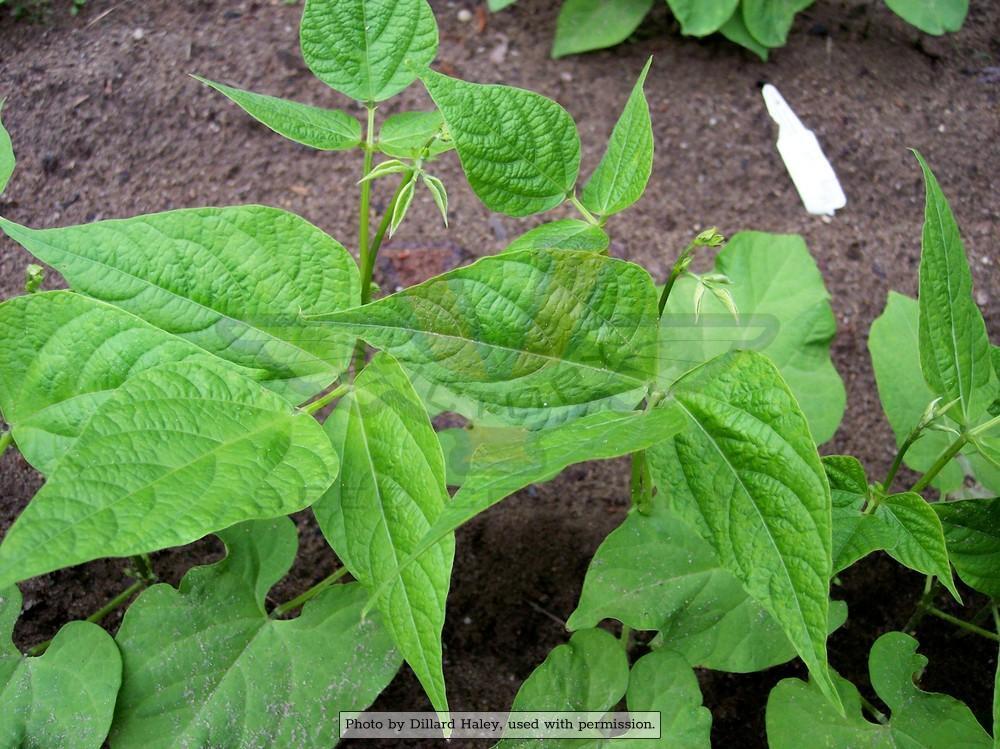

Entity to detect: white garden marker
[762,84,847,216]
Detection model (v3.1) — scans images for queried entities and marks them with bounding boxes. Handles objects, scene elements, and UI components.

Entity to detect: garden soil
[1,0,998,745]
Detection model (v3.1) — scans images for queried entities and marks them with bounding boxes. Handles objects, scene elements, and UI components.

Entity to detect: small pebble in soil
[132,28,145,41]
[457,8,472,22]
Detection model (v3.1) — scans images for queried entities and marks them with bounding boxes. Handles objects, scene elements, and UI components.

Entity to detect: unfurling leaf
[23,263,43,293]
[360,159,412,183]
[300,0,438,103]
[0,359,339,588]
[389,175,416,236]
[312,354,453,717]
[111,518,400,748]
[0,585,121,749]
[193,76,361,150]
[421,70,580,217]
[422,173,449,226]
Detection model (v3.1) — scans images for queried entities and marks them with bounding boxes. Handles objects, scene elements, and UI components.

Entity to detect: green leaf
[193,76,361,150]
[823,455,959,594]
[551,0,654,58]
[568,504,847,673]
[719,8,770,59]
[0,291,260,474]
[498,628,629,748]
[504,219,609,253]
[580,58,654,217]
[666,0,739,36]
[0,359,338,588]
[658,231,845,444]
[741,0,813,47]
[0,206,360,404]
[884,0,968,34]
[489,0,517,9]
[421,70,580,217]
[824,455,893,573]
[111,518,400,748]
[0,99,13,194]
[933,497,1000,597]
[877,492,960,600]
[309,250,659,428]
[870,632,991,746]
[869,292,964,492]
[767,672,890,748]
[914,151,996,426]
[621,649,712,748]
[767,632,992,748]
[377,111,453,158]
[299,0,438,103]
[0,585,121,749]
[647,350,839,707]
[312,353,453,717]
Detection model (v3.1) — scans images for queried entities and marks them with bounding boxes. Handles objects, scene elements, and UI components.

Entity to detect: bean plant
[0,0,996,746]
[489,0,969,60]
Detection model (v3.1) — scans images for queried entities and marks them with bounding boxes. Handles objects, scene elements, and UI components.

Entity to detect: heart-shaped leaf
[111,518,400,748]
[0,585,121,749]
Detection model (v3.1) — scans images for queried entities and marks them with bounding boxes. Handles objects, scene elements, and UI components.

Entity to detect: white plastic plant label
[762,84,847,216]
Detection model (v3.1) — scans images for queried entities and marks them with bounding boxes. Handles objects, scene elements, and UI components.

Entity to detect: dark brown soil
[1,0,998,746]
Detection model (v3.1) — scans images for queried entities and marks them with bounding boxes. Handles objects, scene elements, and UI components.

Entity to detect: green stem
[567,194,600,226]
[926,606,1000,642]
[272,566,350,618]
[630,450,653,515]
[27,580,147,656]
[970,414,1000,438]
[859,694,889,725]
[620,624,632,651]
[302,383,350,416]
[884,427,921,490]
[358,106,376,305]
[903,575,936,633]
[657,243,697,317]
[0,430,12,459]
[911,434,968,493]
